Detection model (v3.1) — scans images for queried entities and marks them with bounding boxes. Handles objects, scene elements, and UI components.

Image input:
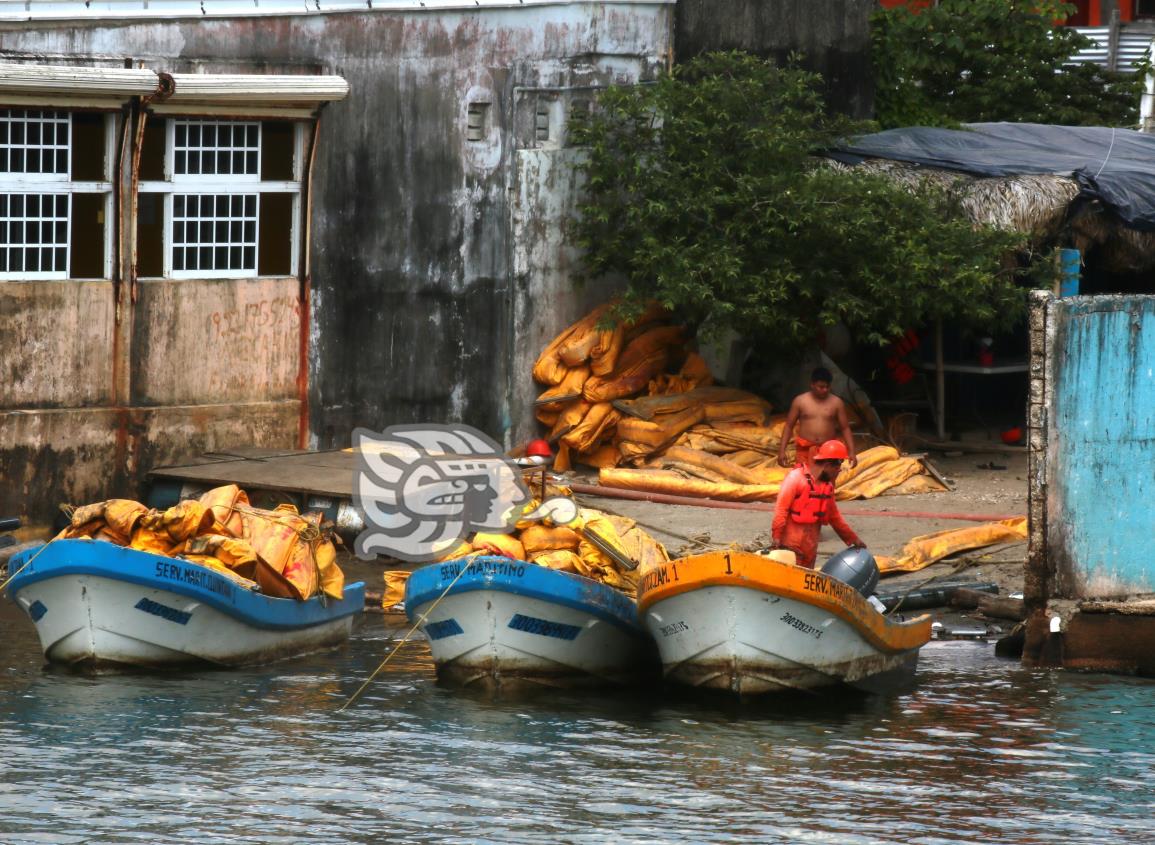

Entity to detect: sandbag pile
[533,304,947,502]
[56,484,345,601]
[380,500,670,607]
[533,302,777,470]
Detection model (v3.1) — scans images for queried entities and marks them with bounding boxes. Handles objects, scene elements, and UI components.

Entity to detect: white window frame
[139,118,306,280]
[0,109,116,281]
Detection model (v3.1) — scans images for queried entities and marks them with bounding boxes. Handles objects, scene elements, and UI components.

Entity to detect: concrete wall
[1026,291,1155,605]
[674,0,874,117]
[0,3,672,521]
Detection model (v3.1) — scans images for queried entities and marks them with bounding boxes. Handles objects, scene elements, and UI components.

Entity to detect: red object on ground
[525,438,552,458]
[1001,427,1023,445]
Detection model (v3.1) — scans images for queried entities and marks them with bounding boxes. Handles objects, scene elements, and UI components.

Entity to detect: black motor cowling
[821,547,880,596]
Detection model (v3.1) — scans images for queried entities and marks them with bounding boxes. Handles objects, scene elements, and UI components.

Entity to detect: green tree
[572,52,1044,351]
[873,0,1147,129]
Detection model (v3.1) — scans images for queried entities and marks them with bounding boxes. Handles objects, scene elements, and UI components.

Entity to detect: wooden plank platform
[150,449,358,498]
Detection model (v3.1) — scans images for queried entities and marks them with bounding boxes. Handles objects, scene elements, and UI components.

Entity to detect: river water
[1,602,1152,845]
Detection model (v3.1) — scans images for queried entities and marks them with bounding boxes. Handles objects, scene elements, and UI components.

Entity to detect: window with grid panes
[0,108,113,281]
[170,120,260,276]
[0,110,71,278]
[137,117,301,279]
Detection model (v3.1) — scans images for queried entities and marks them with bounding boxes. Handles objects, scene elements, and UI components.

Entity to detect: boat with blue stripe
[7,538,364,669]
[404,556,657,689]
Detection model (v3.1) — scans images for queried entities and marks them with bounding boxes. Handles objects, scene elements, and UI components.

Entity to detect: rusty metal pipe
[298,110,324,449]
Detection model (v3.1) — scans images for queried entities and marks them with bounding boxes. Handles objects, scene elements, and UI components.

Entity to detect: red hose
[568,482,1019,523]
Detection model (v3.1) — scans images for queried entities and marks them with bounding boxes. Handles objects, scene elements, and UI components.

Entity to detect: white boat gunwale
[8,538,365,630]
[405,555,647,638]
[637,551,931,655]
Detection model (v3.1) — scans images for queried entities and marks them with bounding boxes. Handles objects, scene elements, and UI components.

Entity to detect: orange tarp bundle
[574,442,621,469]
[576,509,641,591]
[533,303,613,386]
[833,446,946,501]
[583,325,686,403]
[56,484,345,602]
[58,499,149,546]
[660,445,790,487]
[534,366,590,424]
[561,402,622,454]
[648,352,713,395]
[532,549,585,574]
[876,518,1028,575]
[548,399,592,441]
[599,467,782,502]
[520,523,582,555]
[677,420,788,456]
[613,386,756,421]
[128,500,216,557]
[588,301,669,376]
[605,513,669,571]
[703,396,774,427]
[471,532,526,560]
[381,570,411,609]
[616,405,706,462]
[533,301,668,385]
[433,501,667,593]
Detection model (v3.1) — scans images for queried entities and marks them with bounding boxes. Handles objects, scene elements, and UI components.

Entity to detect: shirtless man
[776,366,857,468]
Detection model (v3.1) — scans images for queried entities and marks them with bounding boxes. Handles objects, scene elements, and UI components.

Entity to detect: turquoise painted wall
[1050,297,1155,596]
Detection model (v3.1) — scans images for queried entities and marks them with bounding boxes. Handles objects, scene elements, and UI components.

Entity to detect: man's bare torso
[792,393,845,443]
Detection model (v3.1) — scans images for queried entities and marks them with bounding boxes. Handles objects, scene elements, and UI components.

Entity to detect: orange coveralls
[772,466,863,569]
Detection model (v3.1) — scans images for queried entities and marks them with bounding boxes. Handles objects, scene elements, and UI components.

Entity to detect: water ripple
[1,614,1153,844]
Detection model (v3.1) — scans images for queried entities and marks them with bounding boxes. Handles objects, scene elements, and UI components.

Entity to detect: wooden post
[1107,9,1121,73]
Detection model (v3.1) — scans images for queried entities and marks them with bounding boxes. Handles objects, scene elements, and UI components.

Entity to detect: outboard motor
[821,546,879,596]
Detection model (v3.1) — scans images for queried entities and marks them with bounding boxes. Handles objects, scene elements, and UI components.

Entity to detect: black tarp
[832,122,1155,231]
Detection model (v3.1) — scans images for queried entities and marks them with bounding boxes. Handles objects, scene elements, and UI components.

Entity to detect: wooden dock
[148,448,363,535]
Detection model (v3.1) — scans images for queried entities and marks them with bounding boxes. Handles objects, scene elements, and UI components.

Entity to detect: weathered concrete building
[0,0,674,521]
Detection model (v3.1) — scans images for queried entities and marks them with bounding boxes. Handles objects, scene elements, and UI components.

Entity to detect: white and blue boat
[404,556,657,689]
[7,539,364,670]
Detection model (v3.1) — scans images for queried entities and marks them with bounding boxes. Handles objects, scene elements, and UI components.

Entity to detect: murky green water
[1,601,1152,845]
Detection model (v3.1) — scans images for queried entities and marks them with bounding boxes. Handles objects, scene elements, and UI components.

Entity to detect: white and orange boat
[636,550,932,695]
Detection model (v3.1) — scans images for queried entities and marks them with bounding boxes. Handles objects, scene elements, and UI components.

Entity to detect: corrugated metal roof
[0,0,673,22]
[1070,25,1154,72]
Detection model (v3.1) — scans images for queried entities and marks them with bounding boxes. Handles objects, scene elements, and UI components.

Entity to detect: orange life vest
[789,473,833,525]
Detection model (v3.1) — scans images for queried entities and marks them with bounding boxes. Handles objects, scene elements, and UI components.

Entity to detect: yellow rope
[0,538,56,595]
[337,553,481,712]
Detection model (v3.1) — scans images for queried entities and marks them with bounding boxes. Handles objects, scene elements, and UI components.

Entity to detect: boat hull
[637,552,931,695]
[405,556,656,690]
[8,540,364,669]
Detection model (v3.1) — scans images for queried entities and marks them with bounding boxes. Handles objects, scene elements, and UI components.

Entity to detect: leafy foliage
[873,0,1147,129]
[572,52,1045,350]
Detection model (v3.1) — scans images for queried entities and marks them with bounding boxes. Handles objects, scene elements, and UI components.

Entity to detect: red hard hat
[814,440,849,461]
[525,438,553,459]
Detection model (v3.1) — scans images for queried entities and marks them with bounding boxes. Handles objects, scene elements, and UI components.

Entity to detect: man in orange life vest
[771,439,865,569]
